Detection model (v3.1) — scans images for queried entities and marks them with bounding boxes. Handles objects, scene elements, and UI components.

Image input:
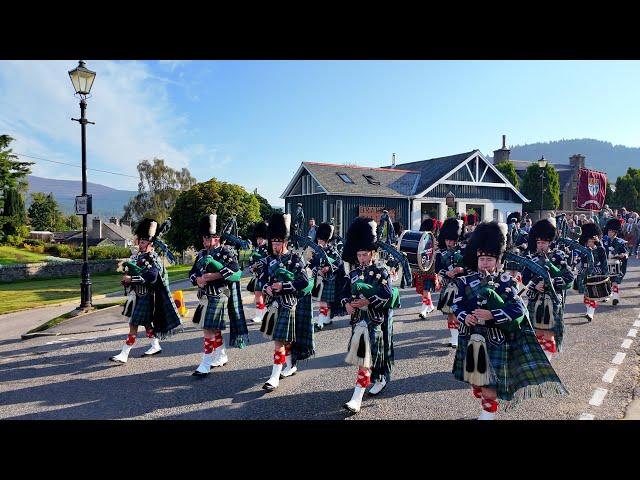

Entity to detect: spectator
[307,218,317,242]
[523,218,533,233]
[623,217,640,257]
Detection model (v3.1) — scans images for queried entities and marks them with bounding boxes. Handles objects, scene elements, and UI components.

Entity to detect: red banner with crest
[576,168,607,211]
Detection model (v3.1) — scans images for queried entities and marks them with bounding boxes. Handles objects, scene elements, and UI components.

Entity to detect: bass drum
[397,230,436,272]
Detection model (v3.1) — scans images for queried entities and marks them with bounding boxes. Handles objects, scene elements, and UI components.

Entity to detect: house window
[337,173,355,184]
[363,174,380,185]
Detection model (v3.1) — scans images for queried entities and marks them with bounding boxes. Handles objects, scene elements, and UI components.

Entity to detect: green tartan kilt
[272,305,296,343]
[320,276,338,304]
[200,294,229,331]
[452,321,568,406]
[371,310,394,382]
[128,293,154,328]
[347,317,385,374]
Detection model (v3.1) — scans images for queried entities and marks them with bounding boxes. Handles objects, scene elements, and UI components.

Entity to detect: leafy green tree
[0,135,32,242]
[495,161,519,189]
[0,135,33,195]
[122,158,197,226]
[28,192,61,231]
[165,177,261,252]
[614,167,640,212]
[254,192,276,221]
[520,163,560,213]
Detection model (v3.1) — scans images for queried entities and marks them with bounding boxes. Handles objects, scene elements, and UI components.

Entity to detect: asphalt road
[0,260,638,420]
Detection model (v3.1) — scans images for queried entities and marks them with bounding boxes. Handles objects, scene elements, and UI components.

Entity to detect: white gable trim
[416,151,529,202]
[280,163,328,199]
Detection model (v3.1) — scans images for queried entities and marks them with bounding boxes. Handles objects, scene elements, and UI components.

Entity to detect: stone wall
[0,259,129,283]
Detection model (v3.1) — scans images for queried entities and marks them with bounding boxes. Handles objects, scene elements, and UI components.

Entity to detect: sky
[1,60,639,207]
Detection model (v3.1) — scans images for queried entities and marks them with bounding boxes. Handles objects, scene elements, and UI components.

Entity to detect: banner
[576,168,607,211]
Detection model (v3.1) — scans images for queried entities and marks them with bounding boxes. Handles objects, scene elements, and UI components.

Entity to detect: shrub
[23,238,44,247]
[6,235,25,246]
[89,246,132,260]
[44,243,76,258]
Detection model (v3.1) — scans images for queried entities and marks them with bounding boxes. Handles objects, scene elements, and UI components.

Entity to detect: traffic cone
[173,290,188,317]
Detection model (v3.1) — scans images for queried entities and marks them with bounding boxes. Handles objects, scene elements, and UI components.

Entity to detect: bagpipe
[437,248,465,312]
[121,252,154,317]
[266,259,313,296]
[555,237,594,272]
[196,250,242,283]
[349,276,400,311]
[152,218,176,265]
[220,214,251,251]
[373,212,413,287]
[502,251,562,308]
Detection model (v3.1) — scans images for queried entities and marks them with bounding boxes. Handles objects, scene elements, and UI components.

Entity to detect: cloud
[0,60,193,190]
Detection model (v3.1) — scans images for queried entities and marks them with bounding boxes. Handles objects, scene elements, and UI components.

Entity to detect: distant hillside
[487,139,639,182]
[26,175,137,218]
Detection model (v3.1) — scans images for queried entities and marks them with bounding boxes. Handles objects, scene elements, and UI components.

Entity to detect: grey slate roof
[382,150,478,194]
[302,162,420,197]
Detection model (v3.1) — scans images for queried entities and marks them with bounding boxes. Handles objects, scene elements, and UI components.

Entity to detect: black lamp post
[538,155,548,220]
[68,60,96,311]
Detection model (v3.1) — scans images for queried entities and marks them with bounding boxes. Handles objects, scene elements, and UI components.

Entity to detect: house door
[466,204,484,222]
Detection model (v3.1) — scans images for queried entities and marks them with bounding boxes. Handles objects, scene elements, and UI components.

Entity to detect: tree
[614,167,640,212]
[122,158,197,227]
[495,161,519,189]
[605,183,618,209]
[254,192,277,221]
[0,135,33,195]
[28,192,61,231]
[520,163,560,213]
[165,177,261,252]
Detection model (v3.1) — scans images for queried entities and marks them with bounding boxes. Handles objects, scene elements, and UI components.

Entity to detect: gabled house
[281,149,528,234]
[63,217,134,248]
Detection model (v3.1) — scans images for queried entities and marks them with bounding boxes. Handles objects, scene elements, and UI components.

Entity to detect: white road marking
[589,388,608,407]
[612,352,626,365]
[579,413,595,420]
[628,329,638,338]
[602,367,618,383]
[621,339,633,349]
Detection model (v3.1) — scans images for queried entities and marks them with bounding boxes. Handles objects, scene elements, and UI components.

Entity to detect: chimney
[391,153,396,168]
[109,216,119,227]
[92,217,102,239]
[569,154,585,169]
[492,134,511,164]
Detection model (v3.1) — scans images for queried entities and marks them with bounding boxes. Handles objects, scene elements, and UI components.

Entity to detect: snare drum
[607,259,621,277]
[585,275,612,300]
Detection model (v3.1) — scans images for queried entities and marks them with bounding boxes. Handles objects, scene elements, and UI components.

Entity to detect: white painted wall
[410,198,523,228]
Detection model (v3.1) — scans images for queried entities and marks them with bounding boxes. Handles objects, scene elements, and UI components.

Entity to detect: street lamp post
[68,60,96,311]
[538,155,548,220]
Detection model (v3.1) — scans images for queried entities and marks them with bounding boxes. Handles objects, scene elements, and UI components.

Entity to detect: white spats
[193,353,214,376]
[585,305,595,321]
[449,328,459,348]
[368,376,387,396]
[280,355,297,378]
[110,344,132,363]
[478,410,495,420]
[143,338,162,356]
[211,347,228,367]
[344,385,366,413]
[263,363,283,391]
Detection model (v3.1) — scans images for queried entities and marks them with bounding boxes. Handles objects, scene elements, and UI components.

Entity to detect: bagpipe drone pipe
[220,215,251,251]
[121,253,154,317]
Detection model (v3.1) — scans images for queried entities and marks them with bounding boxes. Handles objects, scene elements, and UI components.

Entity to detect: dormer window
[337,173,355,184]
[363,174,380,185]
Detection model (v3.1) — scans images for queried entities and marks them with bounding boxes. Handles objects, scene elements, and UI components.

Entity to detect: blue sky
[1,60,639,207]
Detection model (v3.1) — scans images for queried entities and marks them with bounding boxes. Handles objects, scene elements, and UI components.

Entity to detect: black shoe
[262,382,276,391]
[613,298,619,306]
[192,370,209,377]
[585,314,593,322]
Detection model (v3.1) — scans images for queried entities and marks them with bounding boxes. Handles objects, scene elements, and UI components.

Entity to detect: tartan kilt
[347,316,385,374]
[272,305,296,343]
[320,276,338,304]
[128,293,154,328]
[437,279,457,313]
[452,320,568,407]
[200,293,229,331]
[292,292,315,362]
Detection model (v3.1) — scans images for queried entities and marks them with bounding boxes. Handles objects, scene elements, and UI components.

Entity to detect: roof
[296,162,421,198]
[53,230,81,241]
[383,150,478,195]
[103,221,133,240]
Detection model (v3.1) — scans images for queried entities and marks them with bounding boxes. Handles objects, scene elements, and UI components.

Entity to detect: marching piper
[248,221,269,324]
[110,218,183,363]
[340,217,398,413]
[521,218,574,361]
[309,222,347,331]
[190,214,249,376]
[435,217,466,348]
[602,218,629,306]
[257,212,315,391]
[451,221,568,420]
[416,218,438,318]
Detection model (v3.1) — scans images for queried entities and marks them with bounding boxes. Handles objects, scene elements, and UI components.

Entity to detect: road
[0,260,638,420]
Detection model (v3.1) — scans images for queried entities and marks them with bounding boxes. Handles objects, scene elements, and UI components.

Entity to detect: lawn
[0,264,193,315]
[0,245,51,265]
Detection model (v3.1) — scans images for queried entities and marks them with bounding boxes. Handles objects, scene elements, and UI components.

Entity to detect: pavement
[0,261,638,420]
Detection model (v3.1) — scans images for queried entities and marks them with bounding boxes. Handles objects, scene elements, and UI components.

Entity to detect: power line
[13,152,139,179]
